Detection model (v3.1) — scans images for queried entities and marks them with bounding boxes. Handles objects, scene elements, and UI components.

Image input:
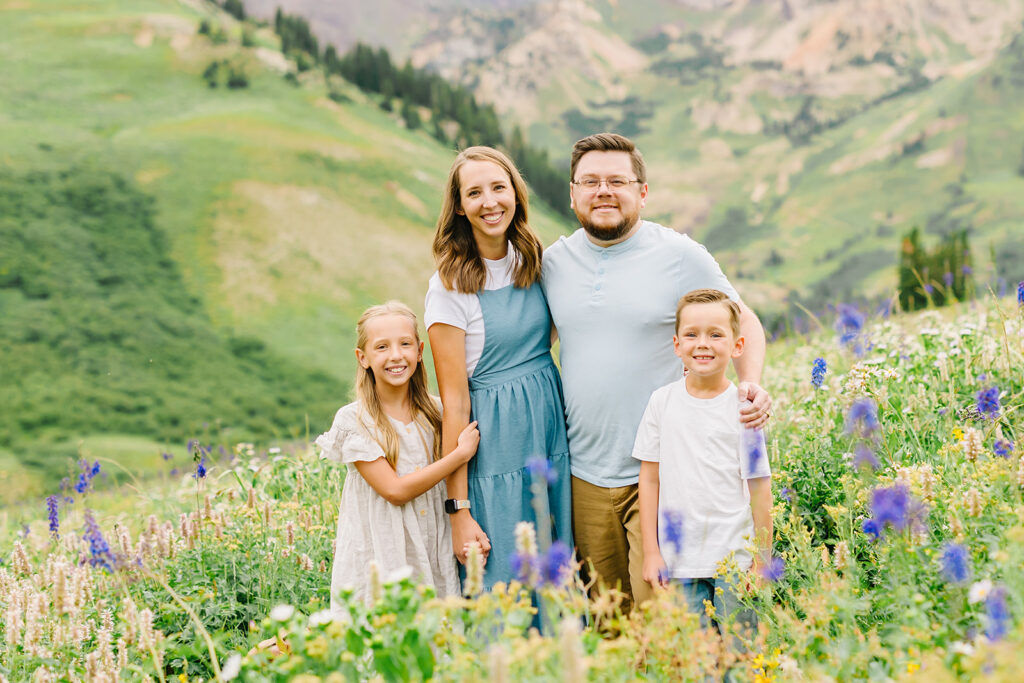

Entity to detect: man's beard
[576,208,639,242]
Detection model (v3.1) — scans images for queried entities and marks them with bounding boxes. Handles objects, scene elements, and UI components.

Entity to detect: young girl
[316,301,480,610]
[425,146,573,588]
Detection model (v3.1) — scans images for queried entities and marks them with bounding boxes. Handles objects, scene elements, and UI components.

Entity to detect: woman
[424,146,572,587]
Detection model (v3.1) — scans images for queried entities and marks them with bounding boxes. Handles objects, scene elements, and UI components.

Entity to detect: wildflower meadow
[2,290,1023,682]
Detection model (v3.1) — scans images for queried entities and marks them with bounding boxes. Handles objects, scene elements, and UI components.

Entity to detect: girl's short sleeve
[315,405,386,464]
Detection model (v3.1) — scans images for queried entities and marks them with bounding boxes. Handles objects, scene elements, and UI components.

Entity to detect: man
[541,133,771,610]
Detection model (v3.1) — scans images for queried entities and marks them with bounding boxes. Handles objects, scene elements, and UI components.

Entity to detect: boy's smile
[673,302,744,382]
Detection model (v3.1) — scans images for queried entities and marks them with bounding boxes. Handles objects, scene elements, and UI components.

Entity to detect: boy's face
[673,302,744,377]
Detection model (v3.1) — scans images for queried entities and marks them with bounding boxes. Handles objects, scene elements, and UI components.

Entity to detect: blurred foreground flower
[975,387,1001,420]
[527,456,558,484]
[845,398,879,437]
[969,579,993,604]
[661,509,684,555]
[759,556,785,582]
[985,586,1010,641]
[939,543,971,584]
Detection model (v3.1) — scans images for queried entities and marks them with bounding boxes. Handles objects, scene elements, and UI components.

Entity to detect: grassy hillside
[0,0,571,501]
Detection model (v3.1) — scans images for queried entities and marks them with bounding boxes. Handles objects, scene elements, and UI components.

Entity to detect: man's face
[570,150,647,243]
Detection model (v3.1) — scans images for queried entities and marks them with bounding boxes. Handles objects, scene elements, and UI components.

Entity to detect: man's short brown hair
[570,133,647,184]
[675,289,741,338]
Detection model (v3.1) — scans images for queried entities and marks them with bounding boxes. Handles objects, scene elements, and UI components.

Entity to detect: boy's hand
[738,382,772,429]
[642,551,669,589]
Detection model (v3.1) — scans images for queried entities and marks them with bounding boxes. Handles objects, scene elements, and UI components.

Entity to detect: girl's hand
[455,421,480,462]
[451,512,490,564]
[642,551,669,588]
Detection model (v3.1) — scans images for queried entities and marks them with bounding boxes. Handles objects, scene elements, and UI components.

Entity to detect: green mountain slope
[0,0,570,498]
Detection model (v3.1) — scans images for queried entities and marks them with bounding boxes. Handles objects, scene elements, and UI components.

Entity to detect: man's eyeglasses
[571,177,642,191]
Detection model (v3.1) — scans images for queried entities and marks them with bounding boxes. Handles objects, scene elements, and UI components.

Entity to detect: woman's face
[456,159,516,254]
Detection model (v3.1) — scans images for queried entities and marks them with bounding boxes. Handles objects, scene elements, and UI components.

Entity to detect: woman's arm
[428,322,492,563]
[639,460,667,588]
[352,422,479,506]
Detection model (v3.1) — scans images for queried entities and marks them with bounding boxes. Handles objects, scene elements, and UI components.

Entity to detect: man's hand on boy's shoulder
[737,382,772,429]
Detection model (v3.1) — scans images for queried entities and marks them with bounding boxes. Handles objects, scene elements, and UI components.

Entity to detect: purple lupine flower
[845,398,880,437]
[539,541,573,586]
[943,272,954,287]
[161,452,173,461]
[985,586,1010,641]
[993,440,1014,458]
[835,304,865,349]
[759,556,785,582]
[862,518,880,539]
[194,456,207,479]
[961,264,972,275]
[1018,281,1024,306]
[660,509,685,555]
[924,283,934,294]
[779,487,793,502]
[510,551,537,584]
[939,542,971,584]
[811,357,827,389]
[852,443,880,471]
[526,456,557,484]
[83,511,116,572]
[46,495,60,539]
[73,459,101,494]
[976,387,1000,419]
[745,430,766,472]
[870,484,911,533]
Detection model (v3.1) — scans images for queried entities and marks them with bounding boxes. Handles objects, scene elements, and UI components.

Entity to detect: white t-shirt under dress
[316,401,459,610]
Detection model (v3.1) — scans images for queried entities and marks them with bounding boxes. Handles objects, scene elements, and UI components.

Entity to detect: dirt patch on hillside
[691,99,763,135]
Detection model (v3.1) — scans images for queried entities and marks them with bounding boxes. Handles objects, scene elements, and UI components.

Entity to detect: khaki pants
[571,476,653,612]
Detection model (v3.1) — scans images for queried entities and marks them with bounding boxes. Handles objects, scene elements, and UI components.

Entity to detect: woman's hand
[451,512,490,564]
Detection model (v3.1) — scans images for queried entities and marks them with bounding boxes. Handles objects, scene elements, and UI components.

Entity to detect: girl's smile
[355,314,423,391]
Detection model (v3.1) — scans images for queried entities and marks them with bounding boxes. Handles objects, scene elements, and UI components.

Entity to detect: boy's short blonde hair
[675,289,742,338]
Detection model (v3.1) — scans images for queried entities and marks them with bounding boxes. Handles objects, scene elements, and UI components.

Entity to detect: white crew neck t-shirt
[424,248,515,377]
[632,379,771,579]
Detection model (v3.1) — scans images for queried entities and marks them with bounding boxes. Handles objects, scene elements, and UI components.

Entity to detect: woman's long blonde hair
[354,301,442,468]
[432,146,544,294]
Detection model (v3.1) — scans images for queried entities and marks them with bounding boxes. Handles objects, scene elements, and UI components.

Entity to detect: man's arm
[735,301,771,429]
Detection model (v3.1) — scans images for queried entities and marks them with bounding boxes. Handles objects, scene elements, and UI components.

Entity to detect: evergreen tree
[401,100,421,130]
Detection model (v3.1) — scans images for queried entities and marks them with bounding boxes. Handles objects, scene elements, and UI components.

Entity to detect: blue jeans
[674,577,757,647]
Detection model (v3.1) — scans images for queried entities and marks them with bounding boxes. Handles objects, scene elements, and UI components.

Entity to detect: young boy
[632,288,773,635]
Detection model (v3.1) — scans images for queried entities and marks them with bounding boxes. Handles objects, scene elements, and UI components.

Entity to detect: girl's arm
[428,322,492,563]
[639,460,667,588]
[747,476,773,580]
[352,421,479,506]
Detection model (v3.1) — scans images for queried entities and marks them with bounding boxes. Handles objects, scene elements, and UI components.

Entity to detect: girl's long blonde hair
[432,146,544,294]
[354,301,442,468]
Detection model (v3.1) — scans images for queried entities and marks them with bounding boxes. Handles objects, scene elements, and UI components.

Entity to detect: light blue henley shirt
[541,221,739,488]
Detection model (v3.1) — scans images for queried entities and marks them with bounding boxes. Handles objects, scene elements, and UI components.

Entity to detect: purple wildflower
[73,460,101,494]
[46,495,60,538]
[509,551,537,584]
[194,456,207,479]
[83,511,116,572]
[993,440,1013,458]
[745,429,766,472]
[161,452,173,461]
[779,487,793,503]
[924,283,934,294]
[862,518,880,539]
[660,509,685,554]
[526,456,557,484]
[759,556,785,582]
[845,398,880,437]
[870,484,910,533]
[1018,281,1024,306]
[976,387,1000,419]
[539,541,573,586]
[961,264,972,275]
[943,272,954,287]
[939,542,971,584]
[852,443,880,471]
[811,357,827,389]
[835,304,865,350]
[985,586,1010,641]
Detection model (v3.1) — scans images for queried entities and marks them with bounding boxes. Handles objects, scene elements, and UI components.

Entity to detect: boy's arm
[639,460,668,588]
[747,477,773,580]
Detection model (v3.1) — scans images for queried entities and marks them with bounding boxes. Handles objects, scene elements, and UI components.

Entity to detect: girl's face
[355,314,423,390]
[456,159,516,254]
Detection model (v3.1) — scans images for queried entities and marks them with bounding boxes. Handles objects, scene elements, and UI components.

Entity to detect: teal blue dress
[466,281,573,588]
